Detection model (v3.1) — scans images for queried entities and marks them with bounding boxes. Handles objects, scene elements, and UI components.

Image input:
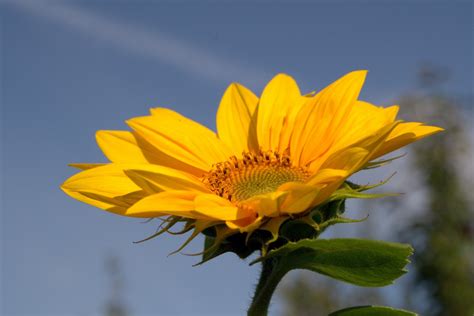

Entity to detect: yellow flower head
[62,71,442,248]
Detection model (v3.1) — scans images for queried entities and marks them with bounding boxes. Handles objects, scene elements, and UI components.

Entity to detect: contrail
[3,0,269,86]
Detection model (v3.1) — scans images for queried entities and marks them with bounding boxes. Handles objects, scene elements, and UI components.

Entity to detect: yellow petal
[307,168,349,186]
[78,190,146,210]
[330,102,398,152]
[225,213,263,233]
[278,95,310,153]
[291,71,367,166]
[296,166,357,211]
[96,130,154,163]
[126,191,201,218]
[62,164,142,198]
[310,181,344,207]
[373,123,444,158]
[284,174,346,213]
[134,132,206,176]
[126,191,244,220]
[278,182,321,214]
[194,194,244,220]
[216,83,259,155]
[97,131,201,173]
[351,121,401,162]
[97,129,202,174]
[61,164,143,215]
[310,121,400,172]
[278,163,362,213]
[243,191,288,217]
[61,190,128,215]
[127,108,233,172]
[319,148,370,173]
[384,104,400,121]
[260,216,289,243]
[257,74,302,151]
[123,165,209,194]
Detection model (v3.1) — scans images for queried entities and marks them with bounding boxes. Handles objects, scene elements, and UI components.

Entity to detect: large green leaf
[329,305,417,316]
[252,238,413,287]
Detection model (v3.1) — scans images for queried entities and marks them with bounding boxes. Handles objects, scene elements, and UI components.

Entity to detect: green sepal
[329,187,398,202]
[318,215,369,232]
[198,235,239,265]
[279,198,347,239]
[342,172,397,196]
[329,305,417,316]
[133,216,190,244]
[279,219,319,242]
[251,238,413,287]
[364,153,406,170]
[299,199,368,236]
[322,198,346,217]
[196,229,260,266]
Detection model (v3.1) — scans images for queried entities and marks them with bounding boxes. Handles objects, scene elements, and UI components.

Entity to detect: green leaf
[252,238,413,287]
[329,305,417,316]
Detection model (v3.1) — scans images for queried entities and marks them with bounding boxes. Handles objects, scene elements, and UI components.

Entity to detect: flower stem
[248,258,288,316]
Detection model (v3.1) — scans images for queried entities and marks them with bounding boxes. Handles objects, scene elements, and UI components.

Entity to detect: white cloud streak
[4,0,269,85]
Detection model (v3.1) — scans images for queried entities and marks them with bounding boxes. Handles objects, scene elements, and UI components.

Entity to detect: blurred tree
[278,272,384,316]
[279,274,338,316]
[103,255,129,316]
[398,67,474,316]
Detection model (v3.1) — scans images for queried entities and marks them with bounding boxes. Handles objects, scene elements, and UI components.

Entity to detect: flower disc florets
[203,149,310,202]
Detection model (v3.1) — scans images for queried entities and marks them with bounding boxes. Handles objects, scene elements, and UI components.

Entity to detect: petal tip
[273,73,294,81]
[95,130,109,142]
[350,69,368,79]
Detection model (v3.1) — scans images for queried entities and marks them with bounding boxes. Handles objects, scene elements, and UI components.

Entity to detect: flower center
[203,150,310,202]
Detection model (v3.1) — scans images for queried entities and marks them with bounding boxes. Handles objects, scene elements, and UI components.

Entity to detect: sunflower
[61,71,442,248]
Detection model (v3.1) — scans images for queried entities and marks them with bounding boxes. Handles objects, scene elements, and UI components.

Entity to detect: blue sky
[1,1,472,315]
